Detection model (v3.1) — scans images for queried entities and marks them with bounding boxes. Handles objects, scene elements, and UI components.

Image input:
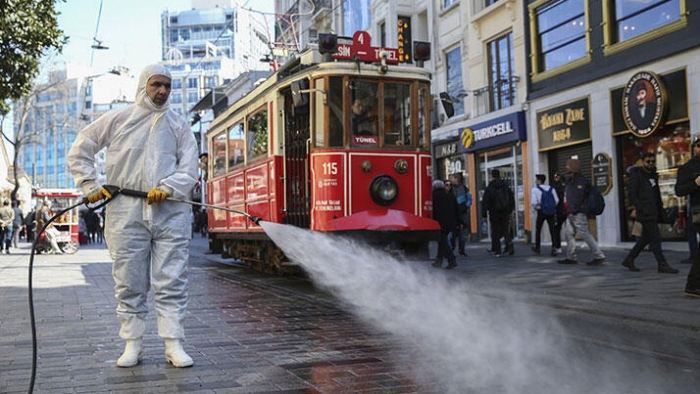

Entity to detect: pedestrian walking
[432,180,459,269]
[530,174,559,256]
[0,200,15,254]
[482,169,515,257]
[11,201,23,248]
[551,170,566,255]
[674,136,700,298]
[621,153,678,273]
[558,158,606,265]
[448,172,471,256]
[68,64,199,367]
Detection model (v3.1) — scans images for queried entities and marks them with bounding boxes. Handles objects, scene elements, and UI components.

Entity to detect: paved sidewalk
[1,235,698,393]
[0,237,437,394]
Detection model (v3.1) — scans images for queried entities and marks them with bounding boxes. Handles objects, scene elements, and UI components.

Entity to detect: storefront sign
[622,71,667,138]
[592,153,612,195]
[397,16,412,63]
[536,97,590,151]
[434,141,459,159]
[458,111,526,153]
[611,69,686,135]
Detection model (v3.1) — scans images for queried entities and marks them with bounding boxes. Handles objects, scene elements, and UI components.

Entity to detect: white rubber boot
[117,338,143,368]
[164,338,193,367]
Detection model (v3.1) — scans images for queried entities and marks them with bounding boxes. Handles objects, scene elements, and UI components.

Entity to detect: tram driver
[351,97,377,136]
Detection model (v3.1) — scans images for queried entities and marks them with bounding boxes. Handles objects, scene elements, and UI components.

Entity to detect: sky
[51,0,276,75]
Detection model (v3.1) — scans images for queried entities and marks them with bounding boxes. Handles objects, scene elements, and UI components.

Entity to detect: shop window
[247,109,268,162]
[611,0,681,43]
[488,32,516,112]
[445,46,465,117]
[618,124,690,241]
[531,0,587,73]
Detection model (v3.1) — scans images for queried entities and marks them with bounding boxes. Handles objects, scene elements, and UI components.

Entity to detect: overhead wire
[89,0,105,67]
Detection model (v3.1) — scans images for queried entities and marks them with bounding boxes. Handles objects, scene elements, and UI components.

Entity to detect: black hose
[28,198,91,393]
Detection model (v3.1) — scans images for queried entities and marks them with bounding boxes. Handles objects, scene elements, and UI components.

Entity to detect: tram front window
[350,82,378,141]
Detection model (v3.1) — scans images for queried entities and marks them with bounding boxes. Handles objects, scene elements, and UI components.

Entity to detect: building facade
[525,0,700,247]
[161,0,272,123]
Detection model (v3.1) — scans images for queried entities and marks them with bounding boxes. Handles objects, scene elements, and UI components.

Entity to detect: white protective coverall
[67,64,198,340]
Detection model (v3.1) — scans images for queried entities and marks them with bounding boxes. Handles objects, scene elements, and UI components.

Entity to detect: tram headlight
[369,175,399,206]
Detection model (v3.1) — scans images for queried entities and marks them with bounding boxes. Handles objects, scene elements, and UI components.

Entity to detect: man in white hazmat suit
[67,64,199,368]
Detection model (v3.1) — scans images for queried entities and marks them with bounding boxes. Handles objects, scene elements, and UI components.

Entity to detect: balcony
[472,76,519,117]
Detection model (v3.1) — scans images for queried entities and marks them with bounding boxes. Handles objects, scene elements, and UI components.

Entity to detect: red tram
[204,32,439,272]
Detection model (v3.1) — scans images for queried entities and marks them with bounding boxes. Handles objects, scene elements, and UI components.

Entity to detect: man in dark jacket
[559,158,606,265]
[621,153,678,273]
[432,179,459,269]
[674,137,700,297]
[482,169,514,257]
[551,170,566,255]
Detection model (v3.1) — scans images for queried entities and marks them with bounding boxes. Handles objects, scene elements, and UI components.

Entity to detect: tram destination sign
[332,31,400,64]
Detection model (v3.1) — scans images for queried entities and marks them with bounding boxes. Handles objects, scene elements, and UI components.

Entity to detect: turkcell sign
[458,111,526,153]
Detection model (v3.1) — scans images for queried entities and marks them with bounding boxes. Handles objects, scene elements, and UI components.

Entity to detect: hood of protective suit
[136,64,172,111]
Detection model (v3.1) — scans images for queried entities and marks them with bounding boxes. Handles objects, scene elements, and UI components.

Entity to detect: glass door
[476,144,524,242]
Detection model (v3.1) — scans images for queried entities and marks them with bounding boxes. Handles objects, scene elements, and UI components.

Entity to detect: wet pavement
[1,233,699,393]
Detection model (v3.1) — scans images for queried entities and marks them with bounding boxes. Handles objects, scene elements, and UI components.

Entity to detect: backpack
[454,185,472,214]
[491,184,513,213]
[585,184,605,216]
[537,185,557,216]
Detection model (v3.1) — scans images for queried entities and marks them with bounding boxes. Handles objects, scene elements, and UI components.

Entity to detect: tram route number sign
[592,153,612,196]
[332,31,400,64]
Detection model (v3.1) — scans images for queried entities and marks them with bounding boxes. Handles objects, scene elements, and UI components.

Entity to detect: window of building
[247,109,268,162]
[188,92,199,103]
[533,0,587,73]
[611,0,681,42]
[445,46,465,117]
[488,31,516,111]
[172,78,182,89]
[171,93,182,104]
[187,78,198,88]
[205,76,217,88]
[444,0,459,8]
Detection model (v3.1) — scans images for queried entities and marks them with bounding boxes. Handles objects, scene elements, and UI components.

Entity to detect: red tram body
[205,32,439,272]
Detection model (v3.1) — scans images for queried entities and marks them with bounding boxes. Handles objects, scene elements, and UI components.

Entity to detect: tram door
[283,89,311,228]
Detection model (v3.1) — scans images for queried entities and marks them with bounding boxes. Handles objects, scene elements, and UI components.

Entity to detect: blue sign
[458,111,527,153]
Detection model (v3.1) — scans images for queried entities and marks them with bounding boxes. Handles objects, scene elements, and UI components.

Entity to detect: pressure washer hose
[27,186,261,393]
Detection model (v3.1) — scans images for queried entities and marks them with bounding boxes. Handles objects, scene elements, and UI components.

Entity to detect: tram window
[247,109,268,162]
[212,131,226,177]
[228,123,245,169]
[327,77,343,147]
[383,83,411,146]
[350,81,379,144]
